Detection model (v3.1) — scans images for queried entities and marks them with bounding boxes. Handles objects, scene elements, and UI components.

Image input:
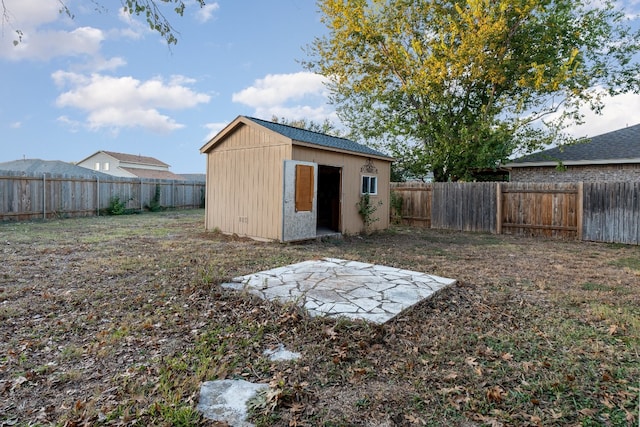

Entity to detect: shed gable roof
[201,115,392,161]
[509,123,640,167]
[246,117,391,159]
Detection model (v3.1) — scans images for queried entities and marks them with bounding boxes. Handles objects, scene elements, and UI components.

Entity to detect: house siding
[78,152,135,178]
[510,164,640,183]
[292,146,391,234]
[204,123,291,240]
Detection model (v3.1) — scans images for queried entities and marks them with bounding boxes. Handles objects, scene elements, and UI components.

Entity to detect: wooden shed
[200,116,393,241]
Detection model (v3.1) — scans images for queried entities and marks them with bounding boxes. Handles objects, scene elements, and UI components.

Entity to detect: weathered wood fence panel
[0,171,205,221]
[499,182,579,239]
[390,182,432,227]
[583,182,640,245]
[431,182,497,232]
[391,181,639,244]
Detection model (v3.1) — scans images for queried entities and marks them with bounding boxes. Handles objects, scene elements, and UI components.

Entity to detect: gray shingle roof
[511,123,640,165]
[247,116,392,159]
[102,151,170,167]
[0,159,113,178]
[120,167,186,180]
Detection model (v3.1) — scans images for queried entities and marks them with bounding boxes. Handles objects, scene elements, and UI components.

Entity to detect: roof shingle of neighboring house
[510,123,640,166]
[246,116,392,159]
[119,167,185,180]
[0,159,113,178]
[101,151,169,167]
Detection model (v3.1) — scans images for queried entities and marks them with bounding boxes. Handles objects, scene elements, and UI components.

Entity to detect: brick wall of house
[510,164,640,182]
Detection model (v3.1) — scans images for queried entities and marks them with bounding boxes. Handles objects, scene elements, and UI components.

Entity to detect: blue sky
[1,0,639,174]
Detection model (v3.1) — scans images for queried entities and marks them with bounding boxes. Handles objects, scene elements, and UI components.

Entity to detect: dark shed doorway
[317,165,341,233]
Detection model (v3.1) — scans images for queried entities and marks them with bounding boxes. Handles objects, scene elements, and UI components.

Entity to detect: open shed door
[283,160,317,242]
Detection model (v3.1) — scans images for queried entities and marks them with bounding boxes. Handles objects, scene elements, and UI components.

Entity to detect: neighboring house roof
[120,167,186,180]
[179,173,206,182]
[507,123,640,167]
[101,151,170,167]
[76,150,170,167]
[201,115,393,161]
[0,159,113,178]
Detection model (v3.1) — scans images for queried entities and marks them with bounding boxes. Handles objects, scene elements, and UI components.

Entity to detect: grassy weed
[1,215,638,426]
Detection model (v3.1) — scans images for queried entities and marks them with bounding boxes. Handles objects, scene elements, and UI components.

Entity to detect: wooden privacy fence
[0,171,206,221]
[582,182,640,245]
[391,181,640,245]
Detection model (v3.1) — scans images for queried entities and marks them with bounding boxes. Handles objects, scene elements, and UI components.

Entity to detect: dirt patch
[1,210,638,426]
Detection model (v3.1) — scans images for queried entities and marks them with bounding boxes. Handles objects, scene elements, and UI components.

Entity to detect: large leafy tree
[2,0,206,45]
[271,115,344,137]
[304,0,640,181]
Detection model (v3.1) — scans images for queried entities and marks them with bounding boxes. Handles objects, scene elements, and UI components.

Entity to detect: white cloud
[564,91,640,138]
[82,56,127,72]
[0,2,151,62]
[0,0,61,29]
[233,72,328,108]
[232,71,337,122]
[9,121,22,129]
[87,107,183,133]
[1,25,105,61]
[116,7,147,40]
[56,115,81,133]
[53,71,211,134]
[0,0,108,61]
[203,121,228,142]
[195,2,220,23]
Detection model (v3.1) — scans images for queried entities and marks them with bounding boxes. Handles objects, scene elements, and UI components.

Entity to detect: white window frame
[361,175,378,195]
[95,162,100,171]
[104,162,110,171]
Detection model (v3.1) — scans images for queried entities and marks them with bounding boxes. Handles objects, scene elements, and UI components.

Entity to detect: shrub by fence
[0,170,205,221]
[391,181,639,245]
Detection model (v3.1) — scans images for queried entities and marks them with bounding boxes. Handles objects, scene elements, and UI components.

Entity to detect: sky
[1,0,640,174]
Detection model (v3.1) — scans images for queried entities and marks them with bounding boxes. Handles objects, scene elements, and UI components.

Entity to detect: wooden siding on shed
[292,146,390,234]
[204,124,291,240]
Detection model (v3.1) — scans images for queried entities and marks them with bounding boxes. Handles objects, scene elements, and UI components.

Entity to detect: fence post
[43,173,46,219]
[576,181,583,241]
[96,176,100,216]
[495,182,502,235]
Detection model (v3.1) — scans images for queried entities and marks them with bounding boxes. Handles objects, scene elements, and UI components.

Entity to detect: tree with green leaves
[271,115,344,137]
[2,0,206,45]
[120,0,206,45]
[304,0,640,181]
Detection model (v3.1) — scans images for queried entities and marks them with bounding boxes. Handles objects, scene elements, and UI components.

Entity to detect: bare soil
[1,210,638,426]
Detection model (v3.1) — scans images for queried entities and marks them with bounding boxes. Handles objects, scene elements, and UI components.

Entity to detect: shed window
[295,165,314,212]
[361,175,377,195]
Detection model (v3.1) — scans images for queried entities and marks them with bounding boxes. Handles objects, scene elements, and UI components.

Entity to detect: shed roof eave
[291,140,394,162]
[504,158,640,168]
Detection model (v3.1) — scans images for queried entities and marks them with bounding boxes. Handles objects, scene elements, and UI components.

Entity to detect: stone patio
[222,258,456,324]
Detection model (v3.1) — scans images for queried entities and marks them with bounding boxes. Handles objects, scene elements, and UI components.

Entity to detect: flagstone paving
[222,258,456,324]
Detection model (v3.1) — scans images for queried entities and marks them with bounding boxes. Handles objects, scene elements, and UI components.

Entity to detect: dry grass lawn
[1,210,638,426]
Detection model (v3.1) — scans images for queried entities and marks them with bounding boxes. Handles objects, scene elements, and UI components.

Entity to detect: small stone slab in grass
[197,379,268,427]
[263,344,301,362]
